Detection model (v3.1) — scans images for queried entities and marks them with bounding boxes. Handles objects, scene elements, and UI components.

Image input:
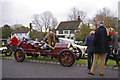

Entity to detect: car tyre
[14,48,25,62]
[58,49,75,67]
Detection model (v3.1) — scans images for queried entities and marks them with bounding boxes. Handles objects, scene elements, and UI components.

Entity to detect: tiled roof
[13,28,29,33]
[56,20,81,30]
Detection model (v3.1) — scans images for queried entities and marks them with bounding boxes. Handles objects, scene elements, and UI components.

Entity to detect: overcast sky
[0,0,119,27]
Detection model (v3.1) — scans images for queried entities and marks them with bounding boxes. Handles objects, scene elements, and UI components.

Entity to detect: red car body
[14,41,82,67]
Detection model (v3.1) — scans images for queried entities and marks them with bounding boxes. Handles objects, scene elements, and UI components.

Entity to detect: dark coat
[86,34,95,53]
[93,26,108,54]
[110,33,119,50]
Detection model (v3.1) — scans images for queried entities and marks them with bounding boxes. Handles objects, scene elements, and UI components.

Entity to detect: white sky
[0,0,119,27]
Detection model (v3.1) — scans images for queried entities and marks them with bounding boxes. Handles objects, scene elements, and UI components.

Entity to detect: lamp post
[93,19,97,29]
[29,23,32,38]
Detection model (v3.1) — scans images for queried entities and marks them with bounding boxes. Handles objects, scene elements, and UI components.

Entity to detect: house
[56,16,81,39]
[11,28,30,40]
[11,28,45,41]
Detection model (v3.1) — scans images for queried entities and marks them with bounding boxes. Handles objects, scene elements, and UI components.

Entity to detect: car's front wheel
[58,49,75,67]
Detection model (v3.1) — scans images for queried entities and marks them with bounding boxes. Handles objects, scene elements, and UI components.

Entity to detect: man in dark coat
[84,31,95,70]
[88,21,108,76]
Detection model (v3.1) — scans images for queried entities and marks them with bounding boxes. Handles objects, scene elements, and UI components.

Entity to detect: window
[22,33,25,35]
[70,30,74,34]
[64,30,68,34]
[59,30,63,34]
[59,39,64,43]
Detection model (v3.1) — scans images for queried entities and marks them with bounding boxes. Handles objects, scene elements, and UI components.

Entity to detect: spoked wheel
[14,48,25,62]
[5,48,12,56]
[58,49,75,67]
[18,40,27,47]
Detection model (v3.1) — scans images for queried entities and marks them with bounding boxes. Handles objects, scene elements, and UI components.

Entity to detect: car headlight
[69,47,73,50]
[73,46,77,49]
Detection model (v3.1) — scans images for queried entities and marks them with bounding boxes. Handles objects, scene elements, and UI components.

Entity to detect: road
[2,59,119,79]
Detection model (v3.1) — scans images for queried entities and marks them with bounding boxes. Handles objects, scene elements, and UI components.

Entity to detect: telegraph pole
[118,1,120,34]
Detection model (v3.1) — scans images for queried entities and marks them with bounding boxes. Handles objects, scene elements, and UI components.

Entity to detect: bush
[74,24,91,42]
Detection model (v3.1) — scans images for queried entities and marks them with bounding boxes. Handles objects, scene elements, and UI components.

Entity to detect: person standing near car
[7,37,11,44]
[43,31,56,60]
[109,28,119,67]
[88,21,108,76]
[105,27,111,66]
[84,31,95,70]
[11,34,19,52]
[45,31,56,47]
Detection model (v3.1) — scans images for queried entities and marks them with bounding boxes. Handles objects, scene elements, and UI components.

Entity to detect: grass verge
[1,53,119,67]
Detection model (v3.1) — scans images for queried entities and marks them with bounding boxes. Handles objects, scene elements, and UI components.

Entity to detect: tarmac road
[2,59,119,79]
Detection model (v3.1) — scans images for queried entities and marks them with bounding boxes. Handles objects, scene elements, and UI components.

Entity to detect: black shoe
[100,73,104,76]
[88,72,94,75]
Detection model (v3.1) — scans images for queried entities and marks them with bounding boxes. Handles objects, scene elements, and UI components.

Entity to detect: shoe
[88,72,94,75]
[100,73,104,76]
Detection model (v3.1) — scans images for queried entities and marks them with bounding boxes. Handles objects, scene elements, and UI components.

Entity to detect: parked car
[59,38,87,57]
[0,39,7,47]
[118,48,120,59]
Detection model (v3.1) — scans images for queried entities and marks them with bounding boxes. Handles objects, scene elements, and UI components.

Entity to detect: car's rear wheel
[58,49,75,67]
[5,48,12,56]
[14,48,25,62]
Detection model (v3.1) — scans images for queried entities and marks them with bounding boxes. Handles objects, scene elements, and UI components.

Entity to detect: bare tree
[68,7,78,20]
[32,14,42,32]
[98,7,112,18]
[68,7,87,23]
[92,7,117,28]
[40,11,53,32]
[51,18,58,29]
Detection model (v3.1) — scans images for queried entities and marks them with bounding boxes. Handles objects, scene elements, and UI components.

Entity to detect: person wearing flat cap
[88,21,108,76]
[84,31,95,70]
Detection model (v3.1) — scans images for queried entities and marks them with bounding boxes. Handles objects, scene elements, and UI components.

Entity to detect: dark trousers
[105,50,119,66]
[113,54,119,66]
[87,52,93,69]
[12,45,18,51]
[105,50,110,65]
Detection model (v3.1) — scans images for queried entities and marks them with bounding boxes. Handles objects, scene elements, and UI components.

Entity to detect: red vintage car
[14,40,82,67]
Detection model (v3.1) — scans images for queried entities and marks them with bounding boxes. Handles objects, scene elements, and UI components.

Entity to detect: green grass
[1,53,119,67]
